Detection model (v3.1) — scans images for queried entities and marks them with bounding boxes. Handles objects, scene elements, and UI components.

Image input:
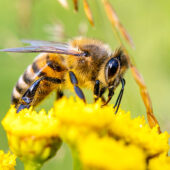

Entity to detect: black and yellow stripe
[11,53,67,108]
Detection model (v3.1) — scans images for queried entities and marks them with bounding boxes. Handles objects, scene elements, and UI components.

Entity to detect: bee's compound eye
[105,58,119,80]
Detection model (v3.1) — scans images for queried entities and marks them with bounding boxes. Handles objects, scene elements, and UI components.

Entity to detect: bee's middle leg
[94,80,100,102]
[93,80,106,102]
[69,71,86,102]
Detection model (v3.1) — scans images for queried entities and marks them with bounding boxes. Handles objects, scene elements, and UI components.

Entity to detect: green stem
[24,161,42,170]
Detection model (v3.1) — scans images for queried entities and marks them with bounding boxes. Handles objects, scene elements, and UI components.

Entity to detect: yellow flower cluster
[148,153,170,170]
[2,105,59,137]
[2,105,62,170]
[109,112,168,156]
[2,97,170,170]
[79,134,146,170]
[0,150,16,170]
[53,97,169,170]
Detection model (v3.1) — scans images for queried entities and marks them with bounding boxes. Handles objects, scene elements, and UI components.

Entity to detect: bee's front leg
[100,88,107,103]
[113,78,125,114]
[69,71,86,102]
[102,87,114,106]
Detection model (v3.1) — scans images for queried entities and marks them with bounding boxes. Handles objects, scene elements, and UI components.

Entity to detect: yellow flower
[54,98,168,154]
[2,97,170,170]
[148,153,170,170]
[2,105,59,137]
[53,97,169,170]
[2,105,62,170]
[79,134,146,170]
[53,97,115,148]
[54,97,113,129]
[108,111,169,156]
[0,150,16,170]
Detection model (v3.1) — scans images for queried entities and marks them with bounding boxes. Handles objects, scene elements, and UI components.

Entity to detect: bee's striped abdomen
[11,53,67,108]
[11,64,36,106]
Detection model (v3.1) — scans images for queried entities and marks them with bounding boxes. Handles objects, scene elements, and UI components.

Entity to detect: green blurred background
[0,0,170,169]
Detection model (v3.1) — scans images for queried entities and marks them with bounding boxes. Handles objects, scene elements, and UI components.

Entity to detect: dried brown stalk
[73,0,78,11]
[131,66,161,133]
[102,0,134,48]
[83,0,94,26]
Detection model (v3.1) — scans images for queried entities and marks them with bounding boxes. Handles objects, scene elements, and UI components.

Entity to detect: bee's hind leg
[17,77,43,113]
[17,77,62,113]
[69,71,86,102]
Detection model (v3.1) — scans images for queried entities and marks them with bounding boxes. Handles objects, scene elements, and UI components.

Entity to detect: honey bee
[0,37,128,113]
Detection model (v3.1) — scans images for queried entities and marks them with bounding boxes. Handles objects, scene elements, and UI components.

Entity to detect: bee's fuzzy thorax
[70,37,112,57]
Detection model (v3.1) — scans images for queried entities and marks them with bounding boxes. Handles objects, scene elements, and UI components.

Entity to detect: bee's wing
[21,40,68,47]
[0,40,84,56]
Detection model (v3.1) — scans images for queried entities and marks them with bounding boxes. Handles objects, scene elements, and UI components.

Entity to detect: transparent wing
[22,40,68,47]
[0,40,84,56]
